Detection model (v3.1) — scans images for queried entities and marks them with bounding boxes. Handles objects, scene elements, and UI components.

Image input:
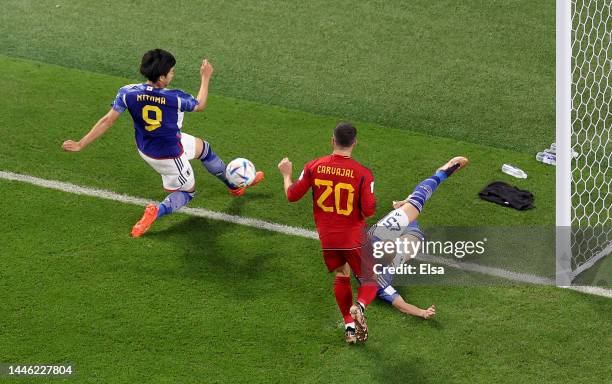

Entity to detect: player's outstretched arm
[278,157,295,198]
[62,108,121,152]
[193,59,213,112]
[278,158,311,202]
[391,296,436,319]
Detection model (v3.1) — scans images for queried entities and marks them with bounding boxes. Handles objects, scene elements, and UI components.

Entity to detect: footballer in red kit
[278,122,378,344]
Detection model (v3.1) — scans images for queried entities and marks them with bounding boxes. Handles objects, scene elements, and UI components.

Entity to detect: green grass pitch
[0,0,554,153]
[0,1,610,383]
[1,180,611,383]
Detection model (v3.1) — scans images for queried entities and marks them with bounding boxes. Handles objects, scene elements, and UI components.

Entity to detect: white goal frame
[556,0,611,285]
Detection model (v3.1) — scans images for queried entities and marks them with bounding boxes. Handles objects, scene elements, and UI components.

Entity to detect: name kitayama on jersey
[136,94,167,105]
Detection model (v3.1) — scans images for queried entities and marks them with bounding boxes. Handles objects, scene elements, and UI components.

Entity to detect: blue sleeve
[176,90,199,112]
[377,285,400,304]
[111,87,128,113]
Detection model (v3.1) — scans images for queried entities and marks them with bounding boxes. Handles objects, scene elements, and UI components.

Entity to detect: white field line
[414,253,556,286]
[1,170,610,298]
[0,170,318,240]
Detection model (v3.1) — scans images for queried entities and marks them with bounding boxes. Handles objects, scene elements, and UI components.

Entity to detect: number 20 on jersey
[314,178,355,216]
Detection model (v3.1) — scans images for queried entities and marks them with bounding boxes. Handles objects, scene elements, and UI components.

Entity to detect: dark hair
[140,49,176,82]
[334,122,357,147]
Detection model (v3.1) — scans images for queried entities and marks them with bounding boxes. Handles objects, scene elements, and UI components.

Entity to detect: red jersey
[287,154,376,249]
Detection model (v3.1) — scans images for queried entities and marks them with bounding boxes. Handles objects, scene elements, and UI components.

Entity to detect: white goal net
[557,0,611,284]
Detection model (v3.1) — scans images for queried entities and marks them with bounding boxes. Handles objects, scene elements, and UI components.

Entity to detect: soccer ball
[226,158,257,188]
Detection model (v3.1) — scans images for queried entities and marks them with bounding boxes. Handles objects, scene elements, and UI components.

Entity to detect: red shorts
[323,247,371,277]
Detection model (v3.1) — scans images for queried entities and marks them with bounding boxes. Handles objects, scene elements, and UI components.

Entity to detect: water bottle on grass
[548,143,579,158]
[502,164,527,179]
[536,152,556,165]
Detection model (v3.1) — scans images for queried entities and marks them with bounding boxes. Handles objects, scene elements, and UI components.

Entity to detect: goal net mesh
[570,0,611,278]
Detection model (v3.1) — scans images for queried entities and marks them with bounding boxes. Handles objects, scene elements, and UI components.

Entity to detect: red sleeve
[287,163,312,202]
[360,169,376,218]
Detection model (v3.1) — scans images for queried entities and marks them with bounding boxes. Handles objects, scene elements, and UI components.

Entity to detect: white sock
[345,322,355,330]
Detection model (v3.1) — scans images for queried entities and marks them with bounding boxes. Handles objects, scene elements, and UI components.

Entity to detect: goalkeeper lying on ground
[362,156,469,319]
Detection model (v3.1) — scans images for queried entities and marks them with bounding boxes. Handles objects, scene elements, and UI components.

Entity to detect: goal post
[556,0,611,285]
[556,0,572,286]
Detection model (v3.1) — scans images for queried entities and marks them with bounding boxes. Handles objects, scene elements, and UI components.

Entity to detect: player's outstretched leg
[228,171,265,196]
[437,156,469,176]
[131,191,194,237]
[395,156,468,213]
[198,140,234,189]
[198,140,265,197]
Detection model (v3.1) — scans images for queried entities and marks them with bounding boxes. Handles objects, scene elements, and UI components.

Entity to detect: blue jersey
[361,220,425,304]
[111,84,199,159]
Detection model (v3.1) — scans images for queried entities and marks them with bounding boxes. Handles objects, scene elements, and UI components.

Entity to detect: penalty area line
[1,170,610,298]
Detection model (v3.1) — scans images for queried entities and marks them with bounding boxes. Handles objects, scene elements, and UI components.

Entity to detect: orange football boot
[131,203,159,237]
[229,171,265,196]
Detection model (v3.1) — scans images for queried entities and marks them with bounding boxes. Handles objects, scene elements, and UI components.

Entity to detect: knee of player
[194,137,207,159]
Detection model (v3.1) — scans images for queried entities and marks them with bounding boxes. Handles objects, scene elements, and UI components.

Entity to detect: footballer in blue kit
[362,156,469,320]
[62,49,264,237]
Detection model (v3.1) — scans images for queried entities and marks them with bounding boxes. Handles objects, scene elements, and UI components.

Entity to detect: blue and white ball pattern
[226,158,257,188]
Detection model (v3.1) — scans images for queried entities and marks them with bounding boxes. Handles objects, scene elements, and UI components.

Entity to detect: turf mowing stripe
[1,170,610,298]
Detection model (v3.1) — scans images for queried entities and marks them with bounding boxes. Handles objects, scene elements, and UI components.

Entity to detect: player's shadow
[144,194,331,310]
[224,193,263,215]
[148,216,280,299]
